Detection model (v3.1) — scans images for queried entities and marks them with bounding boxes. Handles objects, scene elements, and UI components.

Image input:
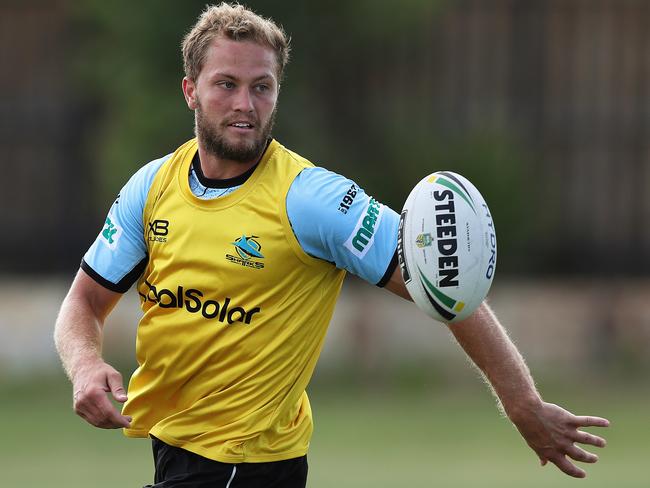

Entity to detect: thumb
[539,457,548,467]
[106,371,128,403]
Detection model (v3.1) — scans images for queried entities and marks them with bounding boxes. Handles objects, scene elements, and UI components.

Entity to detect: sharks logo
[232,235,264,260]
[226,235,265,269]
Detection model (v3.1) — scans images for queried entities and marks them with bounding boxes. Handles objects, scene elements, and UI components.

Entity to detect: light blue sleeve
[286,167,399,285]
[81,155,171,292]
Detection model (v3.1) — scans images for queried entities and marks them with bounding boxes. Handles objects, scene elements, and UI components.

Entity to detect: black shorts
[143,436,308,488]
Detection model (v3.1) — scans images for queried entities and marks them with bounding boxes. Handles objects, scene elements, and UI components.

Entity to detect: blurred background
[1,0,648,486]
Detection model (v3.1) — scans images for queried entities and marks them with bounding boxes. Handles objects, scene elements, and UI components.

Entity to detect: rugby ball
[397,171,496,323]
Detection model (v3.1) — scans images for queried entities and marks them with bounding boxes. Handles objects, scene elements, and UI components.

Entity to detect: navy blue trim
[376,249,398,287]
[81,257,147,293]
[191,139,272,189]
[192,152,258,189]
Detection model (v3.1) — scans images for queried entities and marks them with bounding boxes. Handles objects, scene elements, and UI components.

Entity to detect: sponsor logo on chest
[140,281,261,325]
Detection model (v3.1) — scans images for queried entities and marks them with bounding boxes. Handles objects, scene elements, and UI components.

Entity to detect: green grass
[308,384,647,488]
[0,377,646,487]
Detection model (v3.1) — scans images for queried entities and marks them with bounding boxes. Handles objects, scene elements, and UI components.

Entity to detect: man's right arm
[54,154,171,429]
[54,268,132,429]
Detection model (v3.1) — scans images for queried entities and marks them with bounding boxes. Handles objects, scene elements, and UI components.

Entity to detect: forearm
[54,271,131,428]
[54,292,106,382]
[447,301,542,420]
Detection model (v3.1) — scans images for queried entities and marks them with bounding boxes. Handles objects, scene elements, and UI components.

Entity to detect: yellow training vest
[122,138,346,463]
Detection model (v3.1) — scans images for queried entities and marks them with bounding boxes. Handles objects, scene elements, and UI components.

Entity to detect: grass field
[1,377,646,487]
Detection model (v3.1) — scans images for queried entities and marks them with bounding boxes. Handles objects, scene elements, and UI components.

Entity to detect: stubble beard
[194,102,276,164]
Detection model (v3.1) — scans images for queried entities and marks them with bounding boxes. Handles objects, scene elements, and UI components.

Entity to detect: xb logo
[148,219,169,243]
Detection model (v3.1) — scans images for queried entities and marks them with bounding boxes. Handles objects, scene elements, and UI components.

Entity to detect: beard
[194,101,276,163]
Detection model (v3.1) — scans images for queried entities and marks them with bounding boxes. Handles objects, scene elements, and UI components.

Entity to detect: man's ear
[182,77,198,110]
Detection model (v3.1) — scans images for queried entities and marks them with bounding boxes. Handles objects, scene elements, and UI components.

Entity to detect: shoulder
[289,166,357,206]
[125,154,173,194]
[105,153,173,236]
[118,153,173,210]
[286,165,400,285]
[286,165,374,251]
[272,141,316,173]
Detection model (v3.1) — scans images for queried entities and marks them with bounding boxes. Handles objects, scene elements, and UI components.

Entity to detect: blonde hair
[182,3,291,81]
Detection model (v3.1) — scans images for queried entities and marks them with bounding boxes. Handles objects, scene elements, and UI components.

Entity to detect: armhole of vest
[142,157,174,240]
[279,166,332,269]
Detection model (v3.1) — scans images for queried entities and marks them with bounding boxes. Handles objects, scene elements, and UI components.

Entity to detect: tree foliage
[69,0,530,272]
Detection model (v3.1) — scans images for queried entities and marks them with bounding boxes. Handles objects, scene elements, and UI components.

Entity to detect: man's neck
[196,145,261,180]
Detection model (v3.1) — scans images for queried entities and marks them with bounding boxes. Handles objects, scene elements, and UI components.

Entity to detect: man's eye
[255,84,269,92]
[218,81,235,89]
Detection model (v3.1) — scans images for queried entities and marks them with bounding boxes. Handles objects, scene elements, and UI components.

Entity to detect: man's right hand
[72,361,132,429]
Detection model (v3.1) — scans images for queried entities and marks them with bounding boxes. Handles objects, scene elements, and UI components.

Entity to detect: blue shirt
[83,149,399,292]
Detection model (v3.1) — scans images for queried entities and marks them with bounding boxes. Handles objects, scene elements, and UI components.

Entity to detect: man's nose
[233,87,254,112]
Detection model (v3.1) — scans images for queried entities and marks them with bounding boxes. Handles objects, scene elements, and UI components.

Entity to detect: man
[54,4,609,487]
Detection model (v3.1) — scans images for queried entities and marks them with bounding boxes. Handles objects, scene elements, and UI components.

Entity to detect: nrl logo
[415,233,433,248]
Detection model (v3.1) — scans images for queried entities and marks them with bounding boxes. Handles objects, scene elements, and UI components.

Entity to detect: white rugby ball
[397,171,497,323]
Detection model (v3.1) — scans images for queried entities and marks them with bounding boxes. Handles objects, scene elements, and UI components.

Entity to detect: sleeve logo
[101,215,123,250]
[337,183,358,214]
[343,197,384,259]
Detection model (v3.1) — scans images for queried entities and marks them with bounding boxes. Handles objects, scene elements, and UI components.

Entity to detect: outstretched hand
[72,361,132,429]
[511,401,609,478]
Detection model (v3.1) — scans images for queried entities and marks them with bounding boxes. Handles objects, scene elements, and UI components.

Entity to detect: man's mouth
[228,121,255,130]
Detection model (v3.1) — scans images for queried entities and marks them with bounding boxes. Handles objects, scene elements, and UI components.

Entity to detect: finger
[572,430,607,448]
[102,412,131,428]
[76,408,92,425]
[98,398,132,429]
[106,399,132,428]
[96,412,131,429]
[86,391,131,428]
[74,392,102,423]
[77,397,117,428]
[105,371,128,403]
[566,445,598,464]
[572,416,610,428]
[549,455,586,479]
[77,402,109,428]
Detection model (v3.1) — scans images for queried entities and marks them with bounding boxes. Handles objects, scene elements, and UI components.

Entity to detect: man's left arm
[384,268,609,479]
[287,167,609,477]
